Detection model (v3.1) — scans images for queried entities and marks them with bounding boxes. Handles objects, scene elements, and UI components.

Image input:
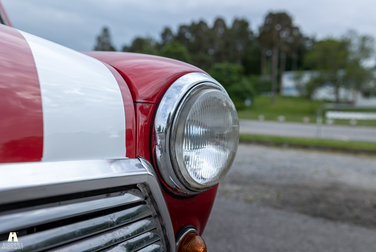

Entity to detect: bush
[160,41,191,63]
[249,75,272,94]
[209,62,256,108]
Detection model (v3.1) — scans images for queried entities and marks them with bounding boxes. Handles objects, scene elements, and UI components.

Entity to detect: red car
[0,4,239,252]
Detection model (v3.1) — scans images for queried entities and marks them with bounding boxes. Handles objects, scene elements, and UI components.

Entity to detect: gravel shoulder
[203,144,376,251]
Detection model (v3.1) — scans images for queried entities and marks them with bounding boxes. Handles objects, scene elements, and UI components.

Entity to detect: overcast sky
[2,0,376,52]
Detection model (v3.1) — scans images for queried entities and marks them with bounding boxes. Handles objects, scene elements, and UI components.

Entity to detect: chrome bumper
[0,158,175,252]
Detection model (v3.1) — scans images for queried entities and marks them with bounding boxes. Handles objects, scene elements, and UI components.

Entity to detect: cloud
[3,0,376,51]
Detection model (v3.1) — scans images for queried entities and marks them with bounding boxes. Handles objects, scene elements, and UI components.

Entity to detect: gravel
[203,144,376,251]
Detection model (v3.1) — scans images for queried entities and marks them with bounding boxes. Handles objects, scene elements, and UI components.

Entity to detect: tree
[122,37,159,55]
[304,31,375,103]
[230,18,253,65]
[211,17,228,62]
[343,31,375,98]
[93,26,116,51]
[161,41,191,63]
[187,20,213,70]
[258,12,304,103]
[160,27,174,47]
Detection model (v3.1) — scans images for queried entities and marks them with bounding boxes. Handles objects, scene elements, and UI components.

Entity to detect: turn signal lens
[177,232,207,252]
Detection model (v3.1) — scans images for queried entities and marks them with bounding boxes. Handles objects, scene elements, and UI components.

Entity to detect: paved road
[240,119,376,142]
[203,144,376,252]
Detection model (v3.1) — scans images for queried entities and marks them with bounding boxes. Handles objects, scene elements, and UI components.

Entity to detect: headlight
[154,72,239,196]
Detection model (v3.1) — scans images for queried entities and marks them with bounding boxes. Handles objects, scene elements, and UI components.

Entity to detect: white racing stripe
[20,31,126,161]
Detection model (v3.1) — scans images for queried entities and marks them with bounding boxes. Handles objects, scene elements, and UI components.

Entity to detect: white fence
[326,111,376,120]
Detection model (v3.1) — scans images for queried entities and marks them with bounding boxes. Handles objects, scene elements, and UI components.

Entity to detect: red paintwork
[165,185,218,235]
[135,103,155,161]
[135,103,218,235]
[102,62,136,158]
[0,25,43,163]
[0,1,12,27]
[83,52,207,104]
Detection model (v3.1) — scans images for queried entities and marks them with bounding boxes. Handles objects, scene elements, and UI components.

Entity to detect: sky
[2,0,376,52]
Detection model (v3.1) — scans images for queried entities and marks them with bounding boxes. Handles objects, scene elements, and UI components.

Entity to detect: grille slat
[100,230,160,252]
[10,205,153,252]
[136,242,165,252]
[50,219,158,252]
[0,190,144,235]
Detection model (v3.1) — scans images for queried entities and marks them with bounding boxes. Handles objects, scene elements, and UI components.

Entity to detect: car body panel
[84,51,207,104]
[0,25,136,162]
[0,24,43,163]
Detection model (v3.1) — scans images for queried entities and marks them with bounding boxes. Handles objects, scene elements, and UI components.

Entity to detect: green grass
[240,133,376,153]
[237,95,376,127]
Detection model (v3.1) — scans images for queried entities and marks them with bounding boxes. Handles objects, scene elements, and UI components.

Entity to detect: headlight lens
[171,86,239,190]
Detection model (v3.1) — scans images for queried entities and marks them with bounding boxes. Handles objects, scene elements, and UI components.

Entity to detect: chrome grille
[0,158,175,252]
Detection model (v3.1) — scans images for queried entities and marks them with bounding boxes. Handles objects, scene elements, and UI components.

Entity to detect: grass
[237,95,376,127]
[240,133,376,153]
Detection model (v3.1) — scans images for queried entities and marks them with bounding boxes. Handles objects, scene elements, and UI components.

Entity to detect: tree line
[94,11,375,106]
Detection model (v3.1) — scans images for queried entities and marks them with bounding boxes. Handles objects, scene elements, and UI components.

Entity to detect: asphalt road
[202,144,376,252]
[240,119,376,142]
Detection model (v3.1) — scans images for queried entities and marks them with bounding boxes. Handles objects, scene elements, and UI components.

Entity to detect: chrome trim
[5,205,152,251]
[176,227,198,249]
[137,242,165,252]
[0,190,143,234]
[154,72,228,196]
[0,158,146,205]
[50,219,157,252]
[101,230,160,252]
[0,158,175,252]
[138,157,176,252]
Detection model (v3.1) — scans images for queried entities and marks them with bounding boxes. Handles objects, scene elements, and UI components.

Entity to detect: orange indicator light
[177,231,207,252]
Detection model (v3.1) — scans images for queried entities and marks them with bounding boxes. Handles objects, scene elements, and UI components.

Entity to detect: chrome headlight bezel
[153,72,238,196]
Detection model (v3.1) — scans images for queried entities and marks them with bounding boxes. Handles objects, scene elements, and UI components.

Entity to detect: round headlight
[154,73,239,195]
[172,86,238,190]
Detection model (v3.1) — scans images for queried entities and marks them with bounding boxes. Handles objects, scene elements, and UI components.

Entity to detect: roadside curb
[239,139,376,156]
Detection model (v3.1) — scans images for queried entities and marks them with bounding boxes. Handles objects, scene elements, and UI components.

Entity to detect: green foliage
[117,17,261,72]
[208,62,242,89]
[242,44,261,75]
[93,26,116,51]
[208,62,256,108]
[305,39,348,70]
[161,41,191,63]
[304,31,375,102]
[249,75,272,94]
[122,37,159,55]
[160,27,174,47]
[228,77,256,109]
